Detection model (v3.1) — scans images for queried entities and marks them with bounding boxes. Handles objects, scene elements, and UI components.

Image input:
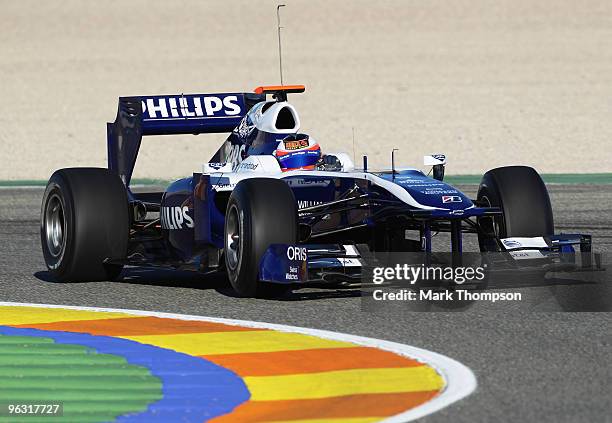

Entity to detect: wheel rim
[45,193,66,258]
[225,204,241,271]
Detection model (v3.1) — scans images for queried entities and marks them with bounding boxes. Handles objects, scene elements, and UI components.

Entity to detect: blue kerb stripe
[0,326,250,422]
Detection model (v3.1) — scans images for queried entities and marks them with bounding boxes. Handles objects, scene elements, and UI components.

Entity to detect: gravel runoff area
[2,1,612,180]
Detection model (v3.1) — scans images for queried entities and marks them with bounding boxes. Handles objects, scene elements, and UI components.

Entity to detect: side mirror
[424,154,446,181]
[324,152,354,172]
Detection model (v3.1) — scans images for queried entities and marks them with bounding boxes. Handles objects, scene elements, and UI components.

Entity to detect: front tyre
[477,166,554,251]
[40,168,129,281]
[224,178,298,297]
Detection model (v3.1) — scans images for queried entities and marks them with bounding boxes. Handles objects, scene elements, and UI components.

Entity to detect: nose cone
[388,170,474,210]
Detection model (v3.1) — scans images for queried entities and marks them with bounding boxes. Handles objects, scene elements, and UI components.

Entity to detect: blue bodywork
[107,89,596,285]
[107,92,264,187]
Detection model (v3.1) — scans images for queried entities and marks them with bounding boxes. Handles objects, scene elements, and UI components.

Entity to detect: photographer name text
[372,289,522,303]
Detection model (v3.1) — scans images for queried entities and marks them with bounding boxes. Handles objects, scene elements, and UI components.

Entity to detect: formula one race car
[40,85,595,296]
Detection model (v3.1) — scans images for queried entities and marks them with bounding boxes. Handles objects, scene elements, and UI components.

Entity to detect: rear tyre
[40,168,129,281]
[224,178,298,297]
[477,166,554,251]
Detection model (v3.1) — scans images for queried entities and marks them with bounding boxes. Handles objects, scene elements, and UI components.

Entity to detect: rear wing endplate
[107,92,264,186]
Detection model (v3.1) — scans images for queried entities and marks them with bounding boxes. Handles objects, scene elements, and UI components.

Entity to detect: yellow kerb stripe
[122,331,356,356]
[0,306,131,325]
[244,367,444,401]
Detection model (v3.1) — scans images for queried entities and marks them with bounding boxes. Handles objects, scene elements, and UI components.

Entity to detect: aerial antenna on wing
[277,4,286,85]
[392,148,399,180]
[352,127,356,164]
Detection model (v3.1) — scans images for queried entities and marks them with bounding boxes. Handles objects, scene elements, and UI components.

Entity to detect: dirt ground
[1,0,611,180]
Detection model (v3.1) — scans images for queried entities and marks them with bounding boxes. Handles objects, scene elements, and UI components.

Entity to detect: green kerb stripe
[0,334,162,423]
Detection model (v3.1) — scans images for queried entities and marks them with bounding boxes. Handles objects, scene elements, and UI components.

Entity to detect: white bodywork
[205,100,449,211]
[254,102,300,133]
[424,154,447,166]
[202,155,445,210]
[500,237,549,250]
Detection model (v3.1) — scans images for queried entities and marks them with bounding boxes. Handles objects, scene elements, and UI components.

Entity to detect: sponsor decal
[212,182,236,190]
[141,94,242,120]
[509,250,545,260]
[286,178,332,188]
[279,150,320,159]
[397,179,447,188]
[237,162,259,171]
[424,154,448,166]
[501,237,548,249]
[285,265,300,280]
[287,246,307,261]
[502,239,523,249]
[337,258,362,266]
[442,195,463,203]
[396,178,418,185]
[283,139,310,151]
[234,117,255,139]
[421,189,459,194]
[207,162,225,170]
[161,206,194,230]
[227,144,248,169]
[298,200,324,209]
[426,189,458,193]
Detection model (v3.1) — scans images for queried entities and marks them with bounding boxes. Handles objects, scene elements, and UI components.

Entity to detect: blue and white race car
[40,85,594,296]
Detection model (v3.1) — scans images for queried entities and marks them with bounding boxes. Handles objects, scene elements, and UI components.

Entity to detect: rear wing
[107,92,264,186]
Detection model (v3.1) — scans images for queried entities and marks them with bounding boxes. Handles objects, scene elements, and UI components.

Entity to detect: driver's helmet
[274,133,321,172]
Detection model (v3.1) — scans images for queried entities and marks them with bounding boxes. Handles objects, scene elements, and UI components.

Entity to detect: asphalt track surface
[0,185,610,422]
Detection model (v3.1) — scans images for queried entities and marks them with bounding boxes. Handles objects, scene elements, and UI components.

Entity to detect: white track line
[0,301,476,422]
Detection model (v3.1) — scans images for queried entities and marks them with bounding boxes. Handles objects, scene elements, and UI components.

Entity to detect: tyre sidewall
[225,193,255,296]
[477,166,554,251]
[224,178,297,297]
[40,168,129,281]
[41,173,76,277]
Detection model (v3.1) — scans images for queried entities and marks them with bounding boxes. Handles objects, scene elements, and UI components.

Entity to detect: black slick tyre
[477,166,554,251]
[224,178,298,297]
[40,168,129,281]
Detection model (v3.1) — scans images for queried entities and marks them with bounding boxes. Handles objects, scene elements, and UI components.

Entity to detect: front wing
[258,234,602,285]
